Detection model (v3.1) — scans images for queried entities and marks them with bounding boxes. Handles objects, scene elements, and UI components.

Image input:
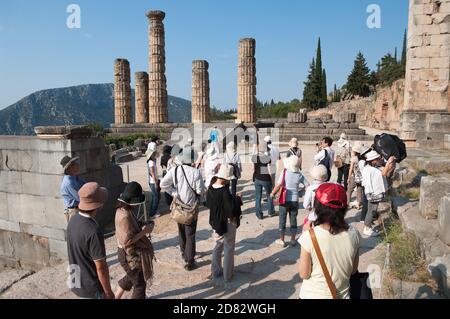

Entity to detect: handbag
[334,155,344,169]
[170,166,199,225]
[309,228,373,299]
[273,169,287,206]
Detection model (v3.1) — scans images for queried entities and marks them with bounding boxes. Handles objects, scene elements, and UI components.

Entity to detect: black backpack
[373,133,407,163]
[319,149,332,181]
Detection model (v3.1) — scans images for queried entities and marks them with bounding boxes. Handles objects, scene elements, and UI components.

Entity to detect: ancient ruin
[399,0,450,149]
[135,72,149,123]
[237,38,257,123]
[114,59,132,124]
[191,60,211,123]
[147,10,168,124]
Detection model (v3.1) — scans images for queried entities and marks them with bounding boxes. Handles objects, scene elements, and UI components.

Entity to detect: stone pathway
[0,144,386,299]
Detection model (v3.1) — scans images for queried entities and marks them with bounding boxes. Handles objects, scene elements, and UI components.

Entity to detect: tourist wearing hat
[146,148,160,219]
[252,150,275,220]
[270,156,309,248]
[265,136,280,183]
[298,183,361,299]
[303,164,329,228]
[206,164,243,284]
[346,142,365,209]
[314,136,335,182]
[204,146,220,188]
[160,146,206,271]
[286,137,303,170]
[336,133,351,191]
[60,155,86,222]
[360,151,396,237]
[224,142,242,197]
[114,182,155,299]
[357,144,373,226]
[66,182,114,299]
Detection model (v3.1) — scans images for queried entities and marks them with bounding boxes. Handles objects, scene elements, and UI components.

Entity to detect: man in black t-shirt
[252,152,275,220]
[66,182,114,299]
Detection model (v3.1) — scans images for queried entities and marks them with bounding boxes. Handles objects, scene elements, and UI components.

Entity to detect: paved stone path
[0,144,385,299]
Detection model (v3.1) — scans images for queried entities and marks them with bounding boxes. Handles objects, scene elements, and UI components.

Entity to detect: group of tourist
[59,127,397,299]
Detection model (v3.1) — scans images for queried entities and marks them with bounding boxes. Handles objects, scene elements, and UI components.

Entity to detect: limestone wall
[0,136,124,269]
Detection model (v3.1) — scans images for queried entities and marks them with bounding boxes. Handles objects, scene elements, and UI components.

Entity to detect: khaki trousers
[211,222,237,282]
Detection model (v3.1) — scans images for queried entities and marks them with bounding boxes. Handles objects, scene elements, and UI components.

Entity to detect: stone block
[445,134,450,150]
[420,176,450,219]
[19,223,66,241]
[438,196,450,245]
[21,172,61,197]
[428,255,450,298]
[430,56,450,68]
[0,230,15,258]
[49,239,68,258]
[410,57,431,69]
[0,192,7,220]
[0,170,22,194]
[8,193,46,226]
[0,219,20,232]
[414,14,433,25]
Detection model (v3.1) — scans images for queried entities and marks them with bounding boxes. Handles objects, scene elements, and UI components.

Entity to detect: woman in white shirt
[204,147,220,188]
[224,142,242,197]
[299,183,361,299]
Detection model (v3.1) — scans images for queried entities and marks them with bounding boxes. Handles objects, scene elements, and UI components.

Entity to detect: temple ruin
[147,10,168,124]
[114,59,132,125]
[191,60,211,123]
[237,38,257,123]
[399,0,450,149]
[135,72,150,123]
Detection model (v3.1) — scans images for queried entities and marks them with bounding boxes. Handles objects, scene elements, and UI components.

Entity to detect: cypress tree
[302,58,320,109]
[401,29,407,70]
[346,52,371,97]
[394,47,398,62]
[315,38,325,108]
[322,69,328,106]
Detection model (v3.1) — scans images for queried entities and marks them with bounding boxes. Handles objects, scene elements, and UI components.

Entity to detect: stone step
[276,134,373,142]
[277,128,367,135]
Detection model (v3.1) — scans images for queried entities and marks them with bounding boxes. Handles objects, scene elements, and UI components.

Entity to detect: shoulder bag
[170,166,200,225]
[273,169,287,206]
[309,228,373,299]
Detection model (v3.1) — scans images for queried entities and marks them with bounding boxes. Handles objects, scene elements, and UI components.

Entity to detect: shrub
[104,133,159,149]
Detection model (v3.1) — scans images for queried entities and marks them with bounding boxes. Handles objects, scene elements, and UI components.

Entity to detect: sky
[0,0,409,110]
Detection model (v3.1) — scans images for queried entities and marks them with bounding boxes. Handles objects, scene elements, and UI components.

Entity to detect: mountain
[0,83,192,135]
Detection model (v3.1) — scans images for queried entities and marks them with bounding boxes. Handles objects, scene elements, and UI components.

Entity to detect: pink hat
[78,182,108,211]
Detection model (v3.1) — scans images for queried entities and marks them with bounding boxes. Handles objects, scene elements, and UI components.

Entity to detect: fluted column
[135,72,149,123]
[191,60,210,123]
[237,38,257,123]
[146,10,168,123]
[114,58,132,124]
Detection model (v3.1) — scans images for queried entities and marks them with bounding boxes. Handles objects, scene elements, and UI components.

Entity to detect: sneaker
[289,240,298,247]
[184,263,197,271]
[359,221,365,224]
[150,213,161,220]
[275,239,287,248]
[363,227,380,237]
[349,201,360,209]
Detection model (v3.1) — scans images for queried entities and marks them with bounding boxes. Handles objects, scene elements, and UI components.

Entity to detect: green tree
[377,53,404,86]
[401,29,407,71]
[322,69,328,105]
[302,58,321,109]
[346,52,371,97]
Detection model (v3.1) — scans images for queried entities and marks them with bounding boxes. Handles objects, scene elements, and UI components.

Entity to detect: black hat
[118,182,146,205]
[60,155,79,174]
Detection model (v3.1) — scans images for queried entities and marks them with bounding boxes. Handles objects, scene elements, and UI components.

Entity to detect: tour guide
[60,155,86,222]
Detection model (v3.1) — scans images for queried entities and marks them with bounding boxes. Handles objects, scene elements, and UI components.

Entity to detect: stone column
[237,38,257,123]
[114,59,132,124]
[146,10,168,123]
[191,60,210,123]
[399,0,450,148]
[135,72,149,123]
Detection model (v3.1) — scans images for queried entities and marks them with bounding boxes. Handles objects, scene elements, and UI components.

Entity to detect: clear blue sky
[0,0,408,110]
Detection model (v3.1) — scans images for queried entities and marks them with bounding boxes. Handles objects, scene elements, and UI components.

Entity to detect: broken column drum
[135,72,149,123]
[191,60,210,123]
[146,10,168,123]
[114,59,132,124]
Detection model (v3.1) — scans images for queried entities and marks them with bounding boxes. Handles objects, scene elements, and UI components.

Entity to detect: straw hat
[78,182,108,211]
[352,142,364,154]
[226,141,236,153]
[283,156,300,173]
[118,182,146,205]
[146,149,158,161]
[264,136,271,143]
[340,133,347,140]
[60,156,79,174]
[214,164,234,181]
[310,165,329,182]
[288,138,298,148]
[365,150,381,162]
[177,146,198,164]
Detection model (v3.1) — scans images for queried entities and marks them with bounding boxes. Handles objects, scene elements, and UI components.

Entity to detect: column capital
[146,10,166,21]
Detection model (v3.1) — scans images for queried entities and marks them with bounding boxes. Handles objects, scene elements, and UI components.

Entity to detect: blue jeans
[279,201,299,235]
[149,183,159,217]
[255,179,274,219]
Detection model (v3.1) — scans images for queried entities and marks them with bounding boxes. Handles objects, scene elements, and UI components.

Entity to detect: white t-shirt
[147,160,157,184]
[303,181,324,222]
[268,145,280,174]
[298,226,361,299]
[361,165,387,196]
[204,158,218,188]
[314,147,335,169]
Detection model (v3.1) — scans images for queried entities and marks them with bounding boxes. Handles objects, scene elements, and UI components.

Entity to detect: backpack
[373,134,407,163]
[319,149,332,181]
[226,153,241,179]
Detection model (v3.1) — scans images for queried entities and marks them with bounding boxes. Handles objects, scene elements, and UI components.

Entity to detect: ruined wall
[0,135,124,269]
[309,79,405,132]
